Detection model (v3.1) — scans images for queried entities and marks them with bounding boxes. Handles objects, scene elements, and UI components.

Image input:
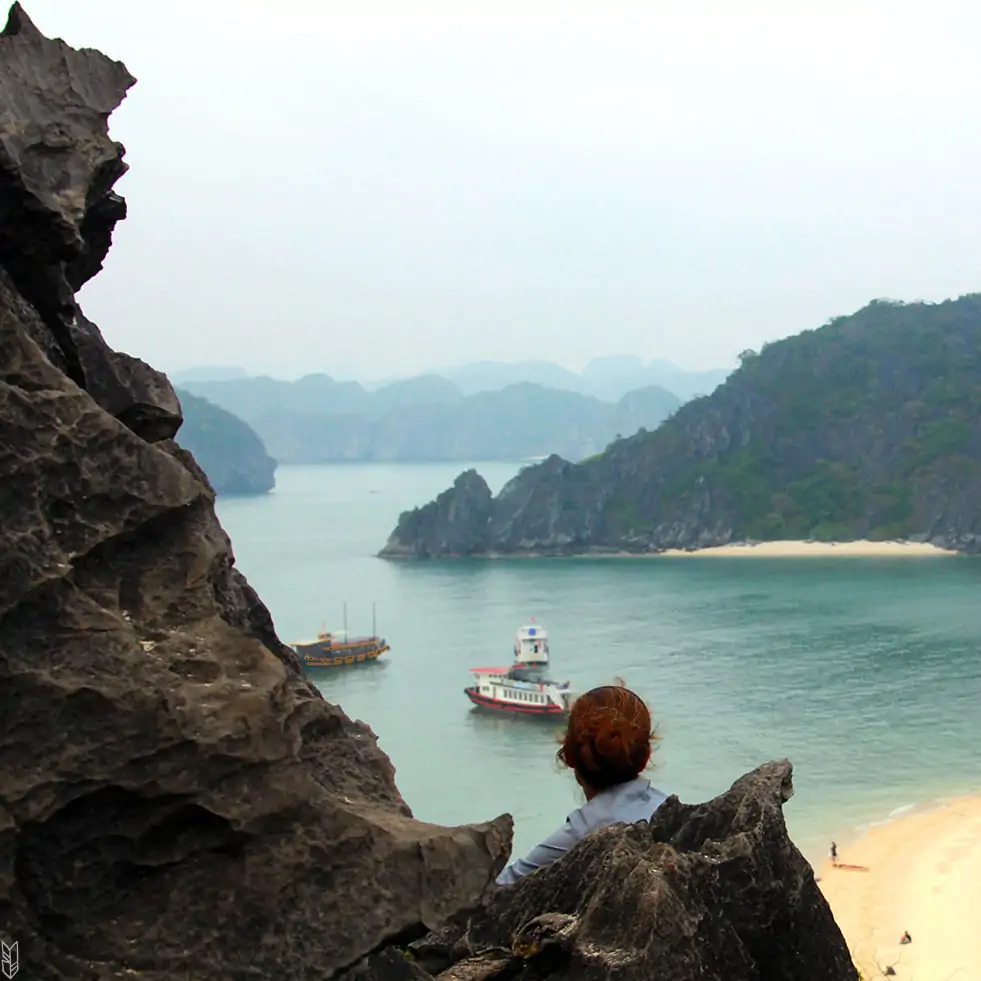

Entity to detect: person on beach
[495,683,667,886]
[830,841,838,865]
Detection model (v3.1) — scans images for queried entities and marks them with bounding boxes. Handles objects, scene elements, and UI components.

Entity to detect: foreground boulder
[370,762,857,981]
[0,7,509,979]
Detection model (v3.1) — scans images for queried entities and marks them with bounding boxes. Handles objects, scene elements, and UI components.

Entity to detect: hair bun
[557,685,657,790]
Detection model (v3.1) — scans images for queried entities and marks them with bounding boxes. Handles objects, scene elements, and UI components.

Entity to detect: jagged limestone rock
[0,6,509,978]
[393,762,858,981]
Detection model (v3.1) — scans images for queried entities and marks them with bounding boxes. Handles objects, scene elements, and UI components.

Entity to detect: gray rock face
[0,4,178,443]
[0,7,509,979]
[389,762,858,981]
[381,469,494,557]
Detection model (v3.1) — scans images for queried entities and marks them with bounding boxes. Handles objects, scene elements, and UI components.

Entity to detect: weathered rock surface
[381,296,981,557]
[0,6,509,979]
[372,762,858,981]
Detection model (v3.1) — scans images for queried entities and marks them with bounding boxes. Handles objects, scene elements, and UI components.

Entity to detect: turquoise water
[217,463,981,868]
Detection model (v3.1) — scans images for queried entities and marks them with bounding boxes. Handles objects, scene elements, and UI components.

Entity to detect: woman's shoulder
[567,778,668,836]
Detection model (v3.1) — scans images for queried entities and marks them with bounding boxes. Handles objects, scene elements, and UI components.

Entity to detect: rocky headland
[0,6,855,979]
[381,296,981,557]
[175,388,277,496]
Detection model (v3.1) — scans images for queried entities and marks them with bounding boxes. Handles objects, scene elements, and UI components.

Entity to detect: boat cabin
[513,623,549,666]
[465,620,572,716]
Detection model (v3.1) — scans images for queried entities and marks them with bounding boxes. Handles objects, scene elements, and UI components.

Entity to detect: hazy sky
[27,1,981,380]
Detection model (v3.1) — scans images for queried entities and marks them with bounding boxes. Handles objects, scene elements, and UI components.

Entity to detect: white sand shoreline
[817,792,981,980]
[658,539,953,558]
[384,539,962,560]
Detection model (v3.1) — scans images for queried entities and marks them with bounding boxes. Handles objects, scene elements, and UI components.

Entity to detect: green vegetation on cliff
[642,297,981,544]
[382,295,981,556]
[176,390,276,496]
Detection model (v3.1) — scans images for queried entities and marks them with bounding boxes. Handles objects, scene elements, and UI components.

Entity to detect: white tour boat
[465,621,574,717]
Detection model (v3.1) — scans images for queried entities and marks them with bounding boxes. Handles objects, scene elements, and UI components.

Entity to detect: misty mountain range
[170,356,730,405]
[171,358,728,466]
[176,377,678,465]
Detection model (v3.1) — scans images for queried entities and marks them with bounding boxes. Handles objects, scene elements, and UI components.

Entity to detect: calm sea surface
[217,463,981,868]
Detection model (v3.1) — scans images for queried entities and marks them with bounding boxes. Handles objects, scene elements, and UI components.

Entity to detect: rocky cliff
[0,8,508,978]
[382,296,981,557]
[176,389,277,496]
[0,7,856,980]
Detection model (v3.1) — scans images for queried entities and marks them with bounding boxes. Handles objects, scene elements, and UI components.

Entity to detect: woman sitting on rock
[496,683,668,886]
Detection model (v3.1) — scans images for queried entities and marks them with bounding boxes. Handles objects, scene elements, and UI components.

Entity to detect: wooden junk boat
[292,603,390,668]
[465,621,574,717]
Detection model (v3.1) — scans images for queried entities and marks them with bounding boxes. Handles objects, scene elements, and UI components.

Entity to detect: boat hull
[297,641,390,668]
[465,686,567,717]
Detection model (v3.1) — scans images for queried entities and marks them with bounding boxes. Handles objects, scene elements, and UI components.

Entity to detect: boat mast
[372,601,377,637]
[343,602,348,635]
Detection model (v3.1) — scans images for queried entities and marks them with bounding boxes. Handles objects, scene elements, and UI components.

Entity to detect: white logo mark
[1,940,18,979]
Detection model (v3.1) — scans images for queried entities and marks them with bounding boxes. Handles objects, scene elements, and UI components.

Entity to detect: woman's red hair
[557,683,658,790]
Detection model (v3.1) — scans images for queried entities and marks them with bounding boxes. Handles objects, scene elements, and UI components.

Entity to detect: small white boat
[465,621,574,717]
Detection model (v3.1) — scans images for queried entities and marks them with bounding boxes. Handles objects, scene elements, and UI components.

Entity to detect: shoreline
[379,539,958,560]
[657,540,952,558]
[817,792,981,980]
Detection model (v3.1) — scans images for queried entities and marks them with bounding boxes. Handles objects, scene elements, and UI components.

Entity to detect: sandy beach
[659,540,953,558]
[818,795,981,980]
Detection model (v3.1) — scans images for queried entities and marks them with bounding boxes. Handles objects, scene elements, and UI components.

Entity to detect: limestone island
[381,296,981,559]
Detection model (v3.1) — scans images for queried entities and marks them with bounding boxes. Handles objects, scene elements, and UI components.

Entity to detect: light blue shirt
[496,776,668,886]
